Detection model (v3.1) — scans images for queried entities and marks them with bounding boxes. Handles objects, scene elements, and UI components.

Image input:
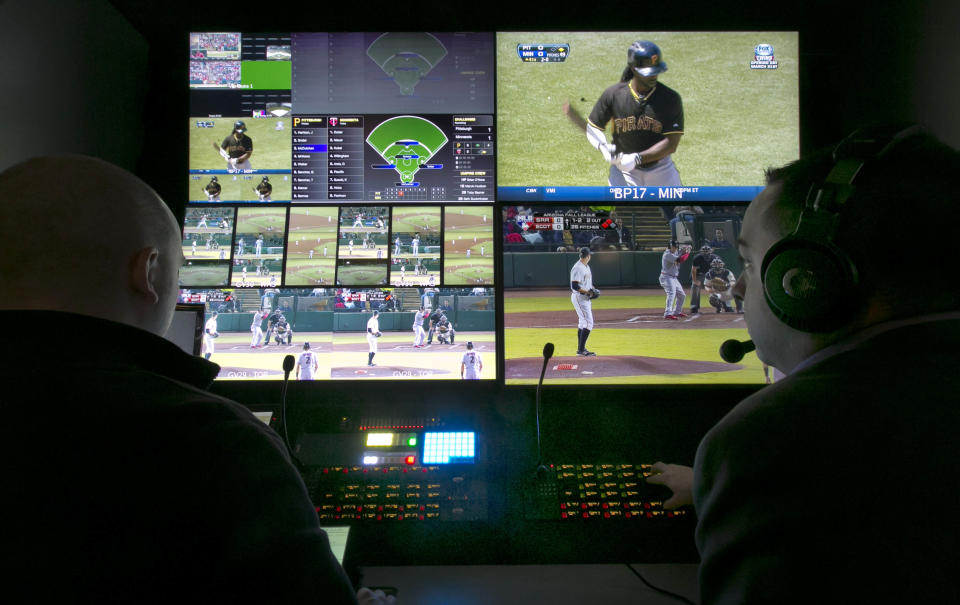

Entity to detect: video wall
[179,31,799,384]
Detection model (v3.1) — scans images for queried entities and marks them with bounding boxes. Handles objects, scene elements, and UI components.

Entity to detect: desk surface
[361,563,699,604]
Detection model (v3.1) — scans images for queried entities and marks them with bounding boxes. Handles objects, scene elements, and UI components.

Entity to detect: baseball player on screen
[204,177,221,201]
[461,342,482,380]
[249,308,267,348]
[296,342,318,380]
[366,310,381,367]
[661,240,691,319]
[703,257,743,313]
[214,121,253,171]
[255,176,272,201]
[570,247,598,356]
[413,305,427,348]
[202,311,219,360]
[584,41,684,187]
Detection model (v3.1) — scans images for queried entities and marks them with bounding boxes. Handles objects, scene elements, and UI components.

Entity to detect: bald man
[0,156,362,604]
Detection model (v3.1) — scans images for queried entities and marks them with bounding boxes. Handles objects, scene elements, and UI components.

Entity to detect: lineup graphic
[289,114,494,202]
[367,116,448,185]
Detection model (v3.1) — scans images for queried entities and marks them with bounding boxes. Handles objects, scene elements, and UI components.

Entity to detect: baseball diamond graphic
[366,32,447,96]
[367,116,447,184]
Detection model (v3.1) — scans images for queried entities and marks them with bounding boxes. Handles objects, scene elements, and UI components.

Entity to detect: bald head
[0,156,182,335]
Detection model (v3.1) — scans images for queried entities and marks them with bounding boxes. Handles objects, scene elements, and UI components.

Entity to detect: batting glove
[616,152,643,172]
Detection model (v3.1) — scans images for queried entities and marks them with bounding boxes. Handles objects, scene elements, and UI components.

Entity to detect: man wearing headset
[648,125,960,604]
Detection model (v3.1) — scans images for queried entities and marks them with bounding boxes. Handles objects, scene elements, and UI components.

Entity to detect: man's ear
[130,246,160,304]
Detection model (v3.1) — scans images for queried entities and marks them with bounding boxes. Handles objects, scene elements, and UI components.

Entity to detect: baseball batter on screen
[583,40,684,187]
[570,247,600,356]
[213,120,253,171]
[366,310,382,367]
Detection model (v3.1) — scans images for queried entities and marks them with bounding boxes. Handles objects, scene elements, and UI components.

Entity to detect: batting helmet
[233,120,247,133]
[669,239,680,249]
[628,41,668,77]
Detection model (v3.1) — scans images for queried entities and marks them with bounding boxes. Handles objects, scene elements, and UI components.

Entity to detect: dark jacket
[2,311,356,604]
[694,318,960,604]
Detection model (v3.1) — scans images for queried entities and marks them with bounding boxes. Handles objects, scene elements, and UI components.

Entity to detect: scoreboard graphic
[517,209,618,233]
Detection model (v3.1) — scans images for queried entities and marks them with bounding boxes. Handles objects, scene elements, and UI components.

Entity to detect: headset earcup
[762,239,856,332]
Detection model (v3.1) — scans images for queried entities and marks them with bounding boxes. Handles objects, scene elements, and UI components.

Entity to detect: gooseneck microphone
[535,343,554,478]
[280,354,298,464]
[719,339,756,363]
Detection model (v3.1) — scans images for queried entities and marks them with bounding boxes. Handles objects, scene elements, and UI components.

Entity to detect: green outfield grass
[391,206,442,233]
[505,327,763,385]
[188,117,292,172]
[337,263,388,286]
[235,207,288,234]
[179,264,229,287]
[445,206,492,222]
[506,293,666,313]
[497,32,799,187]
[285,258,335,285]
[209,332,496,381]
[445,258,494,285]
[288,230,338,247]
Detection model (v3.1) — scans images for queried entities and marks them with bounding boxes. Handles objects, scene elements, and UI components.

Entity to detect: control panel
[526,463,690,521]
[295,429,486,522]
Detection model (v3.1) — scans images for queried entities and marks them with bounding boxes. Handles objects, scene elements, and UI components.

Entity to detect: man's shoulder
[654,82,682,101]
[605,81,630,95]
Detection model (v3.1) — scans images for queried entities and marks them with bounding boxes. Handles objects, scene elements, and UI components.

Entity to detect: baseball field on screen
[504,288,767,385]
[496,32,799,187]
[207,332,496,381]
[444,206,494,285]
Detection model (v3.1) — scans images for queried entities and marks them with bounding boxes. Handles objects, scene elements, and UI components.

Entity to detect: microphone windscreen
[719,339,755,363]
[542,342,555,360]
[282,355,296,373]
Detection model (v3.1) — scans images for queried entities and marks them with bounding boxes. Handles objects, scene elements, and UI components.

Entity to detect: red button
[561,512,568,519]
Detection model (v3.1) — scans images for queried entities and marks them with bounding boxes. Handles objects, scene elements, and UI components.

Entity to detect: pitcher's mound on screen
[505,355,740,380]
[332,366,452,378]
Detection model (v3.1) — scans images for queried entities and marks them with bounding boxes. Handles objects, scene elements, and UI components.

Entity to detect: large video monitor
[182,32,498,381]
[496,32,799,204]
[502,203,767,385]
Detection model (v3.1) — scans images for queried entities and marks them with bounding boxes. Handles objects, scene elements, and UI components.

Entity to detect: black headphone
[760,123,923,332]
